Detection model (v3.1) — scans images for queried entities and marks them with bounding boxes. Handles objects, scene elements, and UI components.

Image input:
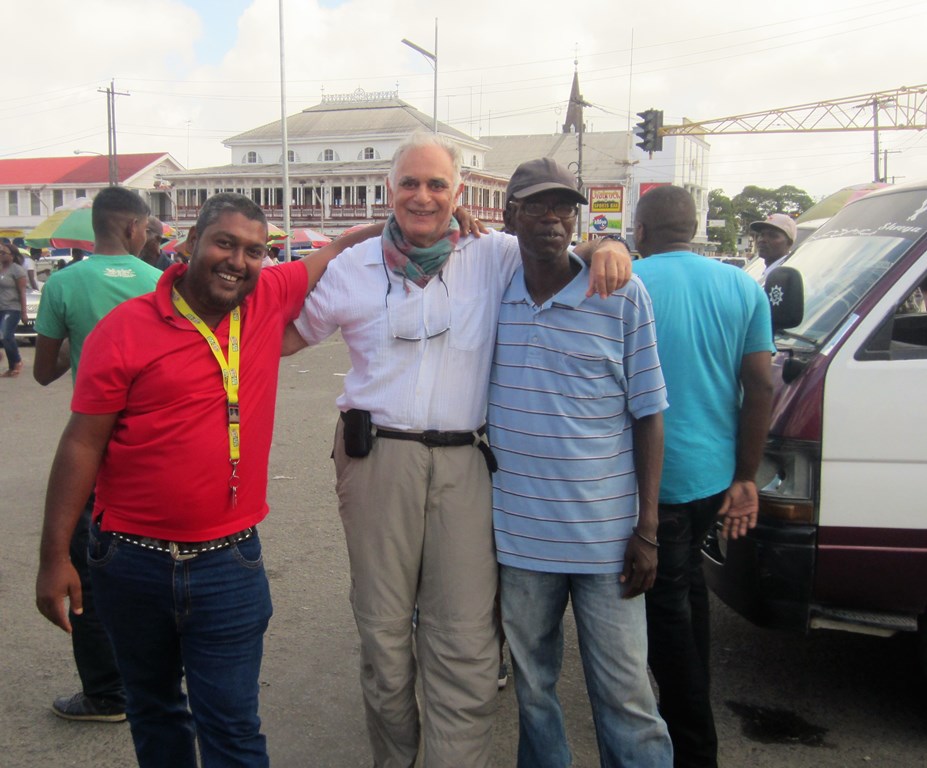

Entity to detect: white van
[701,181,927,673]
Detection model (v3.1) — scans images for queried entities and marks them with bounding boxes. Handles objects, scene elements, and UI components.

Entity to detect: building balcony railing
[175,203,506,229]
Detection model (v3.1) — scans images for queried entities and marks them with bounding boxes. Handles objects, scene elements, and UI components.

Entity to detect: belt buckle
[422,430,442,447]
[169,541,198,561]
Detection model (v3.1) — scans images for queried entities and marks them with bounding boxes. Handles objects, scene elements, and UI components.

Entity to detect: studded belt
[112,527,255,561]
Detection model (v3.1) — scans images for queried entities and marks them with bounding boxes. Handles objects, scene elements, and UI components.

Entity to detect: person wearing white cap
[749,213,797,274]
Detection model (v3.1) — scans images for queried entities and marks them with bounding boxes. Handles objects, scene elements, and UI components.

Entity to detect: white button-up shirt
[294,229,520,431]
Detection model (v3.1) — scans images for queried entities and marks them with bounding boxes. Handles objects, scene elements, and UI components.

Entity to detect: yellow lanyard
[172,287,242,506]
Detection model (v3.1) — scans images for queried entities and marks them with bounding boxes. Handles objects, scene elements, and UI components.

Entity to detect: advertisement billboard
[587,186,624,235]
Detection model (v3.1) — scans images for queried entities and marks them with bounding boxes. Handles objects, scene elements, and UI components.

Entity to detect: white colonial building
[166,89,511,233]
[165,79,710,246]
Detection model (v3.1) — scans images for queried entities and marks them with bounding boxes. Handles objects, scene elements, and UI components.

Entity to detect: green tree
[707,189,738,253]
[731,184,814,231]
[773,185,815,217]
[731,185,779,230]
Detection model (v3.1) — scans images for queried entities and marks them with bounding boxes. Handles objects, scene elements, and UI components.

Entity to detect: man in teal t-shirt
[632,185,774,768]
[33,186,159,723]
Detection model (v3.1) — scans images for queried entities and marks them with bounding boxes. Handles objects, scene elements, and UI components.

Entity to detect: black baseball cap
[505,158,588,205]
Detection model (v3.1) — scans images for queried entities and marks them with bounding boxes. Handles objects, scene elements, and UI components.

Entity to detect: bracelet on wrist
[601,234,629,248]
[632,526,659,548]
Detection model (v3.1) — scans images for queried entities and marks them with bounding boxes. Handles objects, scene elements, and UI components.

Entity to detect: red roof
[0,153,169,185]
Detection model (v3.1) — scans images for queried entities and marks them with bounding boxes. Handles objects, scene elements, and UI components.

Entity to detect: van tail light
[755,438,819,524]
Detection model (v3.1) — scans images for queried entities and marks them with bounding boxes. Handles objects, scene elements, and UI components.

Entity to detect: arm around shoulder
[299,222,383,293]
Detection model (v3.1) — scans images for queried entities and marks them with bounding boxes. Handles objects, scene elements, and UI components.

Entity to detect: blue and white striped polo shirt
[488,256,667,574]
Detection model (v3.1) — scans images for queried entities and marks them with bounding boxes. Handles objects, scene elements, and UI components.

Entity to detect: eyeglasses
[382,257,450,341]
[514,201,579,218]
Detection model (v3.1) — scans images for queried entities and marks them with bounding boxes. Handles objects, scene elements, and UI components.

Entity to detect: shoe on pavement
[498,662,509,690]
[52,692,126,723]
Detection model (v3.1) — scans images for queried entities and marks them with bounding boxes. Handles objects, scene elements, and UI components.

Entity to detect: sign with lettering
[587,186,624,234]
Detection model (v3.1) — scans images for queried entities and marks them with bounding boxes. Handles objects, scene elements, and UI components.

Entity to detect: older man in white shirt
[286,132,627,768]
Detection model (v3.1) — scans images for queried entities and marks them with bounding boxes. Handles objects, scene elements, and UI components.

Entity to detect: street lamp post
[401,19,438,134]
[74,149,114,188]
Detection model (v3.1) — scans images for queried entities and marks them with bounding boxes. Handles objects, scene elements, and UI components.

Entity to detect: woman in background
[0,240,28,377]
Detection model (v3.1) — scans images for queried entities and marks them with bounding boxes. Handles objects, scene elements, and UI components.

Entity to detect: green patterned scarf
[382,213,460,288]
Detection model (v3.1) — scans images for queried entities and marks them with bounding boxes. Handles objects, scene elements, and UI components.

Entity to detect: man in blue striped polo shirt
[488,158,673,768]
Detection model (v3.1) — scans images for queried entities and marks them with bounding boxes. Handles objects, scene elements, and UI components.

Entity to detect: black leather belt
[374,425,485,448]
[374,425,498,472]
[112,527,255,562]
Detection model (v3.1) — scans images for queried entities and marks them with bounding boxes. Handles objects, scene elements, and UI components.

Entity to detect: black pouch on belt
[341,409,374,458]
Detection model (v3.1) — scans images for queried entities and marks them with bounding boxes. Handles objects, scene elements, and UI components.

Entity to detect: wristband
[632,526,659,548]
[601,234,629,248]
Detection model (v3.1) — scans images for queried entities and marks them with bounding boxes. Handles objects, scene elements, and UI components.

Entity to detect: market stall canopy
[289,227,331,248]
[24,207,94,250]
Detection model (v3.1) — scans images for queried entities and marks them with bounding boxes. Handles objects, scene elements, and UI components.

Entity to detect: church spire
[562,59,585,134]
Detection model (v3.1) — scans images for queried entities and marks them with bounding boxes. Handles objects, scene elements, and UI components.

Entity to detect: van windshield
[776,189,927,348]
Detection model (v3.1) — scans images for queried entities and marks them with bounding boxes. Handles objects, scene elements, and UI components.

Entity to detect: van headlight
[756,439,818,523]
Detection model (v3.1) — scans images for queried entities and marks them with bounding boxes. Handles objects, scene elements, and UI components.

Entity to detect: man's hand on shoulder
[454,206,490,238]
[575,237,632,298]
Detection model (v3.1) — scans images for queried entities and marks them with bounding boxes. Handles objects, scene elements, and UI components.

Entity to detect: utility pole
[278,0,292,260]
[98,80,129,186]
[872,98,881,183]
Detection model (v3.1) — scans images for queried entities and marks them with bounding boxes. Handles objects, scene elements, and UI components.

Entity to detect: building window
[374,185,384,204]
[245,151,261,164]
[75,188,86,199]
[53,190,64,209]
[357,146,378,160]
[31,193,41,216]
[318,149,340,162]
[284,149,300,163]
[472,155,478,167]
[8,190,18,216]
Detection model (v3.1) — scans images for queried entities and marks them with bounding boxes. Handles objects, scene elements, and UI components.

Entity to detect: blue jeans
[645,493,724,768]
[89,524,273,768]
[0,309,22,367]
[501,565,672,768]
[69,501,125,705]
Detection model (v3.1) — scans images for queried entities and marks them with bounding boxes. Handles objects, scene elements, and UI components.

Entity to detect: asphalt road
[2,340,925,767]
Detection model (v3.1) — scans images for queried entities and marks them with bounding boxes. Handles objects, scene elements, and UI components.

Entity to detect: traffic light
[635,109,664,154]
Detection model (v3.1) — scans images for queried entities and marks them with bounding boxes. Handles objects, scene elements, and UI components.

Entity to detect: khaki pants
[333,420,499,768]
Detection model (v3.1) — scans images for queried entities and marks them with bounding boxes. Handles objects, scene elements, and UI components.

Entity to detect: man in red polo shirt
[34,192,365,768]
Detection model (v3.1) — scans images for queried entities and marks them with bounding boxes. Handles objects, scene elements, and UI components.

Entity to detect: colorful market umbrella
[162,237,189,255]
[24,207,95,250]
[267,222,287,241]
[289,227,331,248]
[337,222,374,239]
[796,182,889,223]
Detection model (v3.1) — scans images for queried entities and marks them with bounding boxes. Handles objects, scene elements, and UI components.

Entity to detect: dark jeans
[89,524,272,768]
[0,309,22,367]
[645,492,725,768]
[70,502,125,706]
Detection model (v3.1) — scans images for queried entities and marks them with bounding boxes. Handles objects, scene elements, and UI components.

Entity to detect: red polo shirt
[72,261,310,541]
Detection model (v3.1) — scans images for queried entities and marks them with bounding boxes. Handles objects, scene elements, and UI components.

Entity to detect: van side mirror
[765,266,804,330]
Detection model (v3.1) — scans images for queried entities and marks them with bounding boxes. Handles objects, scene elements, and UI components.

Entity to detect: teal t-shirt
[634,251,774,504]
[34,254,162,381]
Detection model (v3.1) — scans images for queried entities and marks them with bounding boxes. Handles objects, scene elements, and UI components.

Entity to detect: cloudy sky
[4,0,926,199]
